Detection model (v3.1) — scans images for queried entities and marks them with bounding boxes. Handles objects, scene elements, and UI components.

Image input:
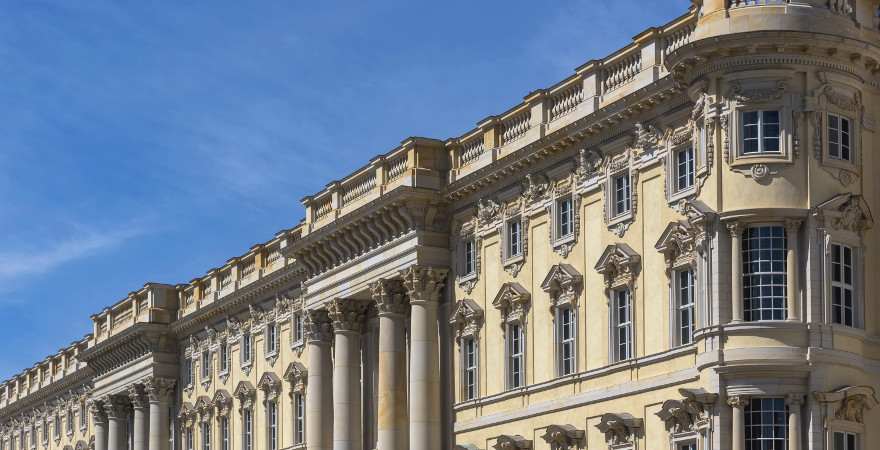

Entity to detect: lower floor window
[293,392,305,445]
[833,431,858,450]
[745,397,788,450]
[677,443,697,450]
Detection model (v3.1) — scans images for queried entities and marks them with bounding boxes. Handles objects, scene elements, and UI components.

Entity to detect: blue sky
[0,0,690,379]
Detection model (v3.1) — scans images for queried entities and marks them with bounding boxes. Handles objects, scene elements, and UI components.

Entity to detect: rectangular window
[267,401,278,450]
[507,323,524,389]
[186,429,193,450]
[463,239,476,276]
[613,172,631,217]
[742,226,787,321]
[42,420,47,443]
[677,443,697,450]
[293,393,305,445]
[201,351,210,380]
[219,343,229,373]
[557,306,576,376]
[184,357,193,386]
[54,416,60,438]
[613,289,633,362]
[506,219,522,258]
[675,146,695,192]
[742,110,781,154]
[462,337,477,401]
[66,410,73,434]
[828,114,852,161]
[677,269,696,346]
[292,314,304,345]
[220,417,229,450]
[241,334,252,364]
[556,197,574,239]
[242,409,252,450]
[745,397,788,450]
[80,402,87,429]
[201,422,210,450]
[266,323,278,355]
[833,431,858,450]
[831,243,856,327]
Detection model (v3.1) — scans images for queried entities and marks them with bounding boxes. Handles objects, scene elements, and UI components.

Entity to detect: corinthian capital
[127,385,148,409]
[727,395,749,409]
[144,377,176,403]
[102,395,129,419]
[327,299,367,333]
[401,266,448,304]
[371,279,407,317]
[303,309,332,343]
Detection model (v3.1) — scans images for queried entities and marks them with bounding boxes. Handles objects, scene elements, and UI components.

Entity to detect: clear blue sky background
[0,0,690,380]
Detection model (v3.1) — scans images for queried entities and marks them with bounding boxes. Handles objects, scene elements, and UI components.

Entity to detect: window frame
[827,113,854,163]
[293,392,305,447]
[742,224,788,322]
[218,341,229,375]
[219,416,229,450]
[240,333,253,367]
[832,431,859,450]
[265,322,279,358]
[241,408,253,450]
[505,322,525,390]
[739,109,782,156]
[200,421,211,450]
[674,268,696,347]
[291,312,305,349]
[555,304,577,377]
[611,171,632,218]
[830,242,858,328]
[201,350,211,381]
[674,145,696,193]
[611,288,634,363]
[744,397,789,450]
[504,217,523,260]
[266,400,278,450]
[461,336,478,401]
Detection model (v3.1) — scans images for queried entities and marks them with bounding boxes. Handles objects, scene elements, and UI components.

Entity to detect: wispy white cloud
[0,222,149,282]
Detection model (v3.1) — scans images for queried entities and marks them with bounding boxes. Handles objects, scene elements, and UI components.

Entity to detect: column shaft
[333,329,362,450]
[729,396,748,450]
[377,313,407,450]
[787,396,803,450]
[305,311,333,450]
[92,405,109,450]
[728,223,743,323]
[786,220,801,321]
[132,406,148,450]
[107,414,125,450]
[145,378,175,450]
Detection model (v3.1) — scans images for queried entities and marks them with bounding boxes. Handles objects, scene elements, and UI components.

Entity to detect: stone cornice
[78,323,174,375]
[444,77,680,203]
[0,371,93,421]
[170,264,304,337]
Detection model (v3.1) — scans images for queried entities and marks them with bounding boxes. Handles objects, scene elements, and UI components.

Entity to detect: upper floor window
[462,336,478,401]
[291,313,305,346]
[676,269,695,346]
[741,110,780,155]
[745,397,788,450]
[242,409,253,450]
[743,225,787,321]
[241,333,253,365]
[830,243,856,327]
[219,342,229,373]
[201,351,211,380]
[185,427,194,450]
[674,146,695,192]
[184,357,193,387]
[66,410,73,435]
[201,422,211,450]
[556,197,574,239]
[612,172,631,217]
[828,114,852,162]
[612,288,633,362]
[293,392,305,446]
[557,305,576,376]
[506,323,525,389]
[506,218,523,259]
[833,431,858,450]
[266,322,278,356]
[267,400,278,450]
[463,239,477,276]
[220,416,230,450]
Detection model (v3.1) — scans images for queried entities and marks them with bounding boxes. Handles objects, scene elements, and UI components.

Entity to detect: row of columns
[728,394,803,450]
[91,378,175,450]
[726,219,801,323]
[304,266,447,450]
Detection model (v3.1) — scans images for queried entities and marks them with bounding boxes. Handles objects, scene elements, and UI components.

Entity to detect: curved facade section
[2,2,879,450]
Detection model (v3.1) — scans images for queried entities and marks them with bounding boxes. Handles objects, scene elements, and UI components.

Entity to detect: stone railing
[342,171,377,206]
[727,0,789,7]
[447,8,698,182]
[386,154,408,182]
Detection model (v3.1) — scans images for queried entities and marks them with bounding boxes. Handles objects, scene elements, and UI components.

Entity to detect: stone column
[328,299,367,450]
[401,266,447,450]
[787,394,803,450]
[90,400,109,450]
[145,377,176,450]
[129,385,149,450]
[728,395,749,450]
[785,219,802,322]
[305,309,334,450]
[727,222,744,323]
[104,396,129,450]
[371,279,408,450]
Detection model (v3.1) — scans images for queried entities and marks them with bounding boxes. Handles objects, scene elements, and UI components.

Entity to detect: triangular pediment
[816,193,874,233]
[233,380,255,398]
[449,298,484,325]
[283,362,308,382]
[491,282,530,311]
[492,435,531,450]
[212,389,231,406]
[177,401,194,419]
[594,243,640,274]
[655,221,694,253]
[257,371,281,391]
[194,395,212,411]
[540,264,583,293]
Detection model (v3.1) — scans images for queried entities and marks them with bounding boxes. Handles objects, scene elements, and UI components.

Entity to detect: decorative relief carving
[492,283,530,326]
[256,372,282,401]
[521,173,549,206]
[596,413,642,446]
[449,299,484,342]
[814,193,874,234]
[728,79,787,104]
[477,198,502,226]
[594,243,641,290]
[284,362,307,394]
[575,148,604,182]
[633,122,663,158]
[212,390,232,417]
[233,381,256,411]
[303,309,332,343]
[371,279,407,316]
[493,435,532,450]
[657,389,717,434]
[401,266,447,304]
[655,221,698,272]
[540,424,583,449]
[815,385,878,424]
[540,264,583,312]
[327,299,367,333]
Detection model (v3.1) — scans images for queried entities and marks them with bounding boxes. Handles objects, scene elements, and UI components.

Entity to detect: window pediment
[815,385,878,424]
[815,193,873,234]
[284,362,308,393]
[449,299,484,341]
[212,390,232,417]
[655,221,698,270]
[596,412,642,446]
[257,372,282,400]
[656,389,716,434]
[233,381,256,410]
[492,434,531,450]
[194,396,212,422]
[540,424,584,448]
[595,244,641,289]
[541,264,583,310]
[492,283,530,325]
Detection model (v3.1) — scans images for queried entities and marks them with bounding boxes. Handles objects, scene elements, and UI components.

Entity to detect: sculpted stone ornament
[401,266,447,304]
[575,148,604,181]
[492,282,531,326]
[492,435,532,450]
[326,299,368,333]
[541,264,582,311]
[256,372,282,401]
[127,385,147,409]
[476,198,501,226]
[449,298,484,342]
[815,385,878,424]
[728,79,787,104]
[521,173,549,205]
[371,279,407,316]
[144,377,176,403]
[303,309,332,343]
[595,243,641,290]
[540,424,583,448]
[596,413,642,446]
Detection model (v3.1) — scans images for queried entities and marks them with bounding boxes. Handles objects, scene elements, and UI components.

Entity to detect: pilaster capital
[371,279,407,317]
[102,395,129,420]
[127,385,148,410]
[727,395,749,410]
[87,400,107,424]
[786,393,804,407]
[303,309,332,343]
[327,299,367,333]
[401,266,448,304]
[725,221,741,239]
[144,377,176,404]
[784,218,803,234]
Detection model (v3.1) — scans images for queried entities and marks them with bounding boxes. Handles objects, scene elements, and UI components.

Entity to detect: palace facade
[3,1,880,450]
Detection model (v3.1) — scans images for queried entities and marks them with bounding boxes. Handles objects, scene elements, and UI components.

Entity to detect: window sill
[668,186,696,204]
[729,153,791,168]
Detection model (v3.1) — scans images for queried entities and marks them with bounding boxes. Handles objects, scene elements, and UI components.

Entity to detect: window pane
[743,226,787,321]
